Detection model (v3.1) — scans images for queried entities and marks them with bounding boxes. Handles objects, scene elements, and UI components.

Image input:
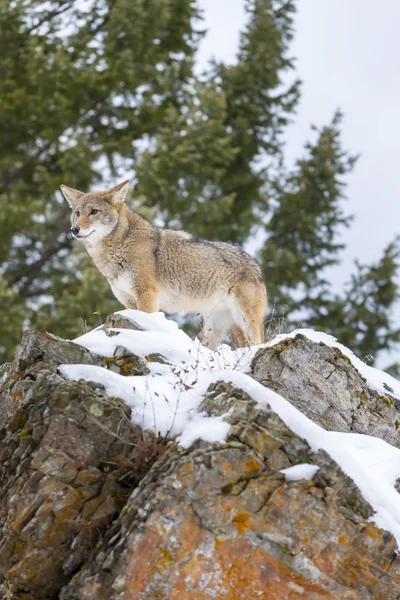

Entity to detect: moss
[275,338,295,354]
[19,428,30,439]
[156,547,174,567]
[221,482,234,496]
[10,411,27,432]
[105,356,115,369]
[119,358,138,375]
[337,352,352,365]
[378,395,394,406]
[360,392,368,404]
[145,353,170,365]
[105,395,125,408]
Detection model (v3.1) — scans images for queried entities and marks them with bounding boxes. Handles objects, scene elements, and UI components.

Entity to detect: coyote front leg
[136,285,159,313]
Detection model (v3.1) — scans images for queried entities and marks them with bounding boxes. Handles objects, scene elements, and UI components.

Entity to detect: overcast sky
[196,0,400,287]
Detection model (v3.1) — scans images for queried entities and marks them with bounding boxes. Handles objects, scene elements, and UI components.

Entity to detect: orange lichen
[298,520,307,527]
[232,513,251,535]
[246,459,261,471]
[12,390,23,403]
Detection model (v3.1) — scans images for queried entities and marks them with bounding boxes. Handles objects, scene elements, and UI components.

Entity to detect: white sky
[196,0,400,284]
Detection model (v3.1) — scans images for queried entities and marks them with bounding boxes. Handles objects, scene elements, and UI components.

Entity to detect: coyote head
[60,180,130,244]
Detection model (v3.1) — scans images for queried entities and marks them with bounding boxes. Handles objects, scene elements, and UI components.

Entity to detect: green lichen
[339,353,352,365]
[90,402,104,417]
[378,395,394,406]
[105,395,125,408]
[119,358,138,375]
[275,338,295,354]
[19,428,30,439]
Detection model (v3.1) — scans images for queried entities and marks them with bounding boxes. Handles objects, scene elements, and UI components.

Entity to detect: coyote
[61,180,268,349]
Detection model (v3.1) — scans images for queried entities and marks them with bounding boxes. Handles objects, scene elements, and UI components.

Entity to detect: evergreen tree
[260,112,400,367]
[260,111,357,320]
[311,240,400,360]
[0,0,200,362]
[135,0,300,242]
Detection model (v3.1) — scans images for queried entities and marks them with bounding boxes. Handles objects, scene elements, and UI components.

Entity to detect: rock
[145,352,170,365]
[106,346,150,376]
[251,334,400,448]
[0,331,106,427]
[14,330,106,373]
[0,371,148,599]
[102,313,145,332]
[1,320,400,599]
[0,362,11,383]
[0,318,166,599]
[61,381,400,599]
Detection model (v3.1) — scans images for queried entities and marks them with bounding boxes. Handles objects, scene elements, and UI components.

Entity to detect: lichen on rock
[0,317,400,599]
[251,334,400,447]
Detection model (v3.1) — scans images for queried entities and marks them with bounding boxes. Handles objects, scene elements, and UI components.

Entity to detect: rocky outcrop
[0,328,162,599]
[0,322,400,599]
[251,334,400,447]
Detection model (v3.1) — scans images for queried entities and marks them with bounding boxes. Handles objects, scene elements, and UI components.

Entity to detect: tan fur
[61,181,268,349]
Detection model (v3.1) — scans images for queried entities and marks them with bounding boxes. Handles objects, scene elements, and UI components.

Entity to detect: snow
[60,309,400,547]
[177,414,231,448]
[280,464,319,482]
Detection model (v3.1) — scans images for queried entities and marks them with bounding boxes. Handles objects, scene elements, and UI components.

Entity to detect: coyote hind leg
[202,307,232,350]
[231,324,247,349]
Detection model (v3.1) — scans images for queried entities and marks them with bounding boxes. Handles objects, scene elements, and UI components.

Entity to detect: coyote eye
[75,210,80,217]
[90,209,99,215]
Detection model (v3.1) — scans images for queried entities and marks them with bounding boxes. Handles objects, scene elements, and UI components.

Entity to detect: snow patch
[280,464,319,482]
[177,414,231,448]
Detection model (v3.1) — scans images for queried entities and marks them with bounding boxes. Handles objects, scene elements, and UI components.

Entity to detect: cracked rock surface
[0,323,400,598]
[252,334,400,448]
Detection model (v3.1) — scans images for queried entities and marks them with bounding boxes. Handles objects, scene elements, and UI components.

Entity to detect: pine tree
[260,111,357,322]
[0,0,200,362]
[135,0,300,242]
[214,0,300,242]
[134,83,239,238]
[260,112,400,367]
[311,240,400,360]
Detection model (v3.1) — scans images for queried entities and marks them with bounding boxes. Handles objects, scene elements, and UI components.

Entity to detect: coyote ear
[60,185,85,209]
[109,180,130,205]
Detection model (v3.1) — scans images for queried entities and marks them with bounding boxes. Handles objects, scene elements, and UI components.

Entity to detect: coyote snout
[61,180,268,349]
